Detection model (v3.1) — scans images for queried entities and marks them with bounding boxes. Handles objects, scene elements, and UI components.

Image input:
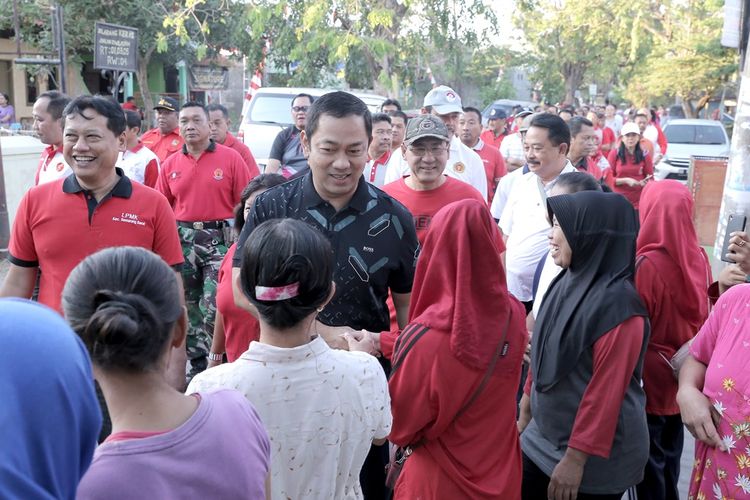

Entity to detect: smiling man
[384,114,484,242]
[157,101,256,380]
[232,91,418,500]
[0,95,184,314]
[499,113,575,312]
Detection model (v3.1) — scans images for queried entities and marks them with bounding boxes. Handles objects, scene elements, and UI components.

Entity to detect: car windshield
[245,94,294,125]
[665,124,726,145]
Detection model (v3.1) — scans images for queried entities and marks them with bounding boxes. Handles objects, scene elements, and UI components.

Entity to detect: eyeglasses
[407,144,449,157]
[292,106,310,113]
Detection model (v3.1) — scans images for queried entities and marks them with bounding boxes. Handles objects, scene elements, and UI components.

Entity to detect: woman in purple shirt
[62,247,270,500]
[0,93,15,126]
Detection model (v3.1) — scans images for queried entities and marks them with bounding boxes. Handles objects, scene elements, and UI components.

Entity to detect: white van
[238,87,387,169]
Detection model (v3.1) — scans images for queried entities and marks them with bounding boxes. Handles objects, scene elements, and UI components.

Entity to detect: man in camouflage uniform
[156,101,255,380]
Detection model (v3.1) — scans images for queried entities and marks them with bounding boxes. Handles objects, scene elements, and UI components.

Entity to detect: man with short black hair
[117,110,160,187]
[568,116,607,183]
[2,95,184,314]
[233,92,418,500]
[157,101,255,379]
[32,91,73,185]
[364,113,393,187]
[206,103,259,173]
[500,110,533,172]
[380,98,402,114]
[558,108,574,123]
[481,106,509,149]
[460,106,506,202]
[141,96,184,163]
[266,93,313,175]
[500,113,576,311]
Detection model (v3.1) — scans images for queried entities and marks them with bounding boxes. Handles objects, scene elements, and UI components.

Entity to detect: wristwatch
[208,352,224,362]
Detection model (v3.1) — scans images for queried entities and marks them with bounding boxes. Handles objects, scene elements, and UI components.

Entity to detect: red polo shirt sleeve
[567,315,645,459]
[8,190,39,266]
[150,189,184,267]
[155,162,175,207]
[144,158,159,188]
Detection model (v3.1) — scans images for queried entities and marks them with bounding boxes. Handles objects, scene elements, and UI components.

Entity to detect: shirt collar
[130,141,144,154]
[223,133,236,147]
[472,138,485,151]
[301,172,372,213]
[62,167,133,198]
[45,144,63,156]
[181,139,217,155]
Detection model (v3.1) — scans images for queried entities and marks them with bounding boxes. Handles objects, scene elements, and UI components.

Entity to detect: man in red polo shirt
[460,106,506,202]
[1,95,184,314]
[363,112,392,187]
[156,101,256,379]
[480,106,509,149]
[116,110,160,187]
[568,116,610,185]
[383,114,485,242]
[141,96,184,163]
[206,103,260,173]
[32,91,73,185]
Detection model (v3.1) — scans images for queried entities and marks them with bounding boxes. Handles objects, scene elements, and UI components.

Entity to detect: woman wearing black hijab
[518,191,650,500]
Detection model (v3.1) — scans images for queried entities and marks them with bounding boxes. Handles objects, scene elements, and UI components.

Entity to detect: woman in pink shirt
[63,247,270,500]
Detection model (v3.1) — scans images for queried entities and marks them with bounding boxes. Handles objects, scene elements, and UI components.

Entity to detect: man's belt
[176,220,229,230]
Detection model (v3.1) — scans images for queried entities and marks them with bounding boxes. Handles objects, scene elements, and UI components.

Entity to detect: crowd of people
[0,83,747,500]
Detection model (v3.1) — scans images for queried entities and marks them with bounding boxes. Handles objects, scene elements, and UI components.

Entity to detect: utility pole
[715,0,750,259]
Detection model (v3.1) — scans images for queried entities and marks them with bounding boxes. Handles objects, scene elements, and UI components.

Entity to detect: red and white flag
[245,70,262,101]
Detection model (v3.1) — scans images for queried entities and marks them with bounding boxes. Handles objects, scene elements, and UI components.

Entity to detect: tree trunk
[681,98,696,118]
[563,64,585,106]
[137,47,155,128]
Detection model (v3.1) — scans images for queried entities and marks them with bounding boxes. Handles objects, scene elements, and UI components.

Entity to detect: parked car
[654,119,730,182]
[238,87,386,169]
[481,99,538,125]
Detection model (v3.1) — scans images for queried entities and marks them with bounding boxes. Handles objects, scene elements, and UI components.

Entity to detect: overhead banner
[189,65,229,90]
[94,22,138,72]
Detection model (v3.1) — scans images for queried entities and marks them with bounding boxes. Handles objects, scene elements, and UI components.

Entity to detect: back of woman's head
[555,172,603,194]
[239,219,333,329]
[62,246,183,372]
[234,173,287,231]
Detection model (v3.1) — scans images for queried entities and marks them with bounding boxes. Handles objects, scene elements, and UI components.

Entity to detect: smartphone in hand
[721,214,747,263]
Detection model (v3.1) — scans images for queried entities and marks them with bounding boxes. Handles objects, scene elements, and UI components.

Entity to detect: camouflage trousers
[177,225,229,382]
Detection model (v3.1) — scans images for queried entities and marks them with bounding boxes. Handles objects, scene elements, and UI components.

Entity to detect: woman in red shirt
[387,199,527,499]
[207,173,286,366]
[607,122,654,209]
[634,180,711,500]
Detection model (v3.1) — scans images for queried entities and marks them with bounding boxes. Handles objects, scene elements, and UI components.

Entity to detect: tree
[516,0,632,105]
[623,0,737,117]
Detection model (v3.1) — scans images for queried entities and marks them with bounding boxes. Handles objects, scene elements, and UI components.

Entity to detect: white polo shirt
[383,151,408,185]
[500,161,576,302]
[499,132,524,165]
[491,165,528,220]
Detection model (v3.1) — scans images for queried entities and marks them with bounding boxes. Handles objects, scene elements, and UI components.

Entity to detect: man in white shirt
[491,112,535,221]
[117,110,160,187]
[385,86,487,201]
[500,110,533,173]
[604,103,623,137]
[363,113,393,187]
[499,113,576,312]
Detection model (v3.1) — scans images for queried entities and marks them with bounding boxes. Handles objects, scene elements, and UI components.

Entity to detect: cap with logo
[153,96,179,112]
[403,115,451,146]
[488,106,508,120]
[423,85,463,115]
